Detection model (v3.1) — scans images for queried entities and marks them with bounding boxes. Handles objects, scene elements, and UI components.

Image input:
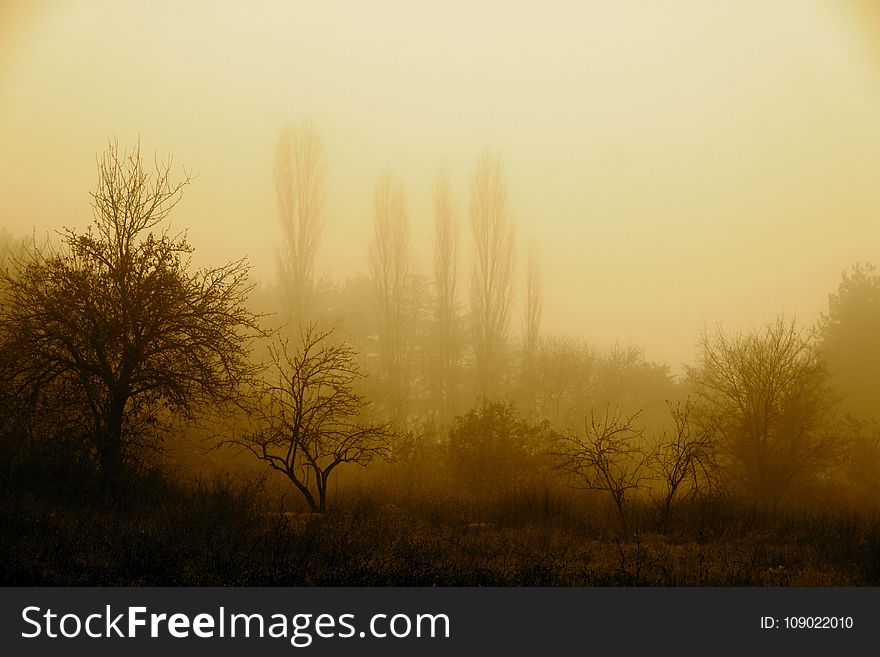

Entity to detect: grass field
[2,469,878,586]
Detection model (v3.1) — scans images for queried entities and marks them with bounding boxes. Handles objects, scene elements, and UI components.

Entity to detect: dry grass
[1,475,878,586]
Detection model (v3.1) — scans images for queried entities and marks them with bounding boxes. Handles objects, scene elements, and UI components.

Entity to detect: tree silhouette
[555,406,650,524]
[369,169,414,421]
[447,399,552,497]
[275,121,326,325]
[231,324,393,513]
[819,262,880,422]
[653,398,718,525]
[470,149,515,398]
[431,164,460,424]
[0,141,261,491]
[687,317,838,504]
[520,243,542,418]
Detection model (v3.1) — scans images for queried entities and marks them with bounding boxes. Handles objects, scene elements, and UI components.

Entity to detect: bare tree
[653,398,718,524]
[432,164,459,422]
[0,140,261,491]
[687,316,838,504]
[230,325,393,512]
[275,121,326,325]
[369,169,413,421]
[556,407,650,524]
[470,149,515,398]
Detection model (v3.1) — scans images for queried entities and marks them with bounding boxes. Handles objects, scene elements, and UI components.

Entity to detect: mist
[2,0,880,588]
[3,0,880,368]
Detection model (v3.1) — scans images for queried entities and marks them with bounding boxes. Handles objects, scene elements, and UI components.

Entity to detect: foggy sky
[2,0,879,370]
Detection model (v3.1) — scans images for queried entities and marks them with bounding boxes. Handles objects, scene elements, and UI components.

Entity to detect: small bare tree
[653,398,718,524]
[230,325,393,512]
[556,407,650,524]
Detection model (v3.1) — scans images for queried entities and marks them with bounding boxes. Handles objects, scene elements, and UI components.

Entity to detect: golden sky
[2,0,879,369]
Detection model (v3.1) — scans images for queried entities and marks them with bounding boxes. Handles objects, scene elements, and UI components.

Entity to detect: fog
[2,0,880,368]
[5,2,880,589]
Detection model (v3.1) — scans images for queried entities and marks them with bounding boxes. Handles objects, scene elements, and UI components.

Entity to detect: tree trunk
[98,393,127,495]
[286,470,320,512]
[98,431,122,494]
[317,471,328,513]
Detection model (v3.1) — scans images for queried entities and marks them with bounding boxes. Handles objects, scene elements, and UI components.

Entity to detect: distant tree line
[265,121,879,515]
[1,132,878,519]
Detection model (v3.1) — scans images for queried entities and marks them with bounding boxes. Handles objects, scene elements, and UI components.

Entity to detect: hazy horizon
[2,0,880,370]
